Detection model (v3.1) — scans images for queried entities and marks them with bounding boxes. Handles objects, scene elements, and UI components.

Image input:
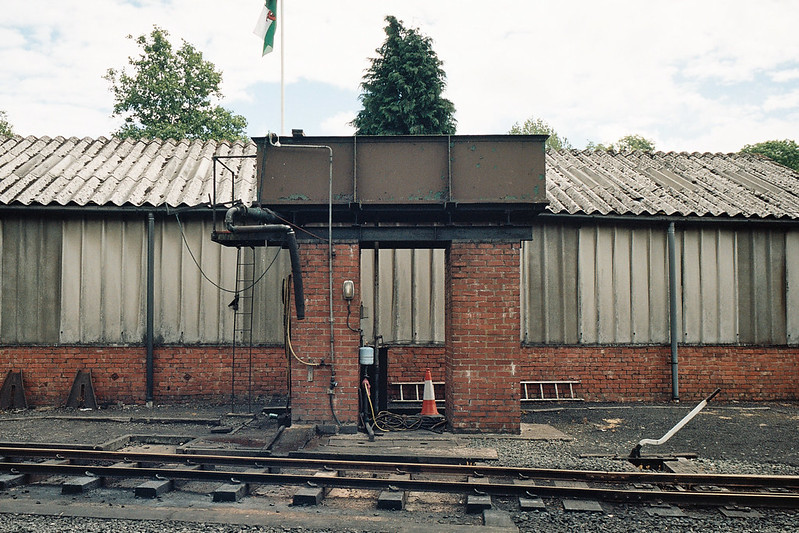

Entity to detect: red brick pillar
[289,242,361,428]
[445,242,521,433]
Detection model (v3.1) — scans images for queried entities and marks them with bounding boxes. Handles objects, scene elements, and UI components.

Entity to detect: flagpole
[280,0,284,136]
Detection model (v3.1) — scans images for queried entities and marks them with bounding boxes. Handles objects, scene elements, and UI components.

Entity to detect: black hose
[284,229,305,320]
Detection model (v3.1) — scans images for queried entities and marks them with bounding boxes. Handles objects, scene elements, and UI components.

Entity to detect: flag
[254,0,278,56]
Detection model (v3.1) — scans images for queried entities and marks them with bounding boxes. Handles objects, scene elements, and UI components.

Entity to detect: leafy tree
[741,139,799,172]
[352,16,456,135]
[104,26,246,141]
[508,117,572,150]
[587,134,656,152]
[0,110,13,136]
[615,134,655,152]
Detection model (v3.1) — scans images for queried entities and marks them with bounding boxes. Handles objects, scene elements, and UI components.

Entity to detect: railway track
[1,444,798,510]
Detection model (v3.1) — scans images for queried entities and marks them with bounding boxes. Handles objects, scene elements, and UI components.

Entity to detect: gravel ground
[1,401,798,532]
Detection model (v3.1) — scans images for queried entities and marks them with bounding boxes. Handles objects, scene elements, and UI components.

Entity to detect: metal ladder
[231,246,256,413]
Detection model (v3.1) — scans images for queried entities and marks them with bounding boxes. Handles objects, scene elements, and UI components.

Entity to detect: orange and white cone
[420,369,441,417]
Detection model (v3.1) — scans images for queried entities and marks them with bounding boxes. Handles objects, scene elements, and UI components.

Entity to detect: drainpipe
[223,205,305,320]
[668,222,679,401]
[146,212,155,407]
[266,134,339,424]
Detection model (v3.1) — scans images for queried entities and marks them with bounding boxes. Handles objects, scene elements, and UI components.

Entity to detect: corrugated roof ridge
[649,152,742,217]
[572,150,663,215]
[113,138,172,206]
[174,139,218,206]
[95,138,158,205]
[54,137,123,205]
[546,151,614,215]
[160,138,216,207]
[704,152,799,215]
[34,136,99,206]
[6,137,77,205]
[138,139,191,206]
[0,137,38,198]
[683,152,788,218]
[544,165,586,214]
[589,151,681,215]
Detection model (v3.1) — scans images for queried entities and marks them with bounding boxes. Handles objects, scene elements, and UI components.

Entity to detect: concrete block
[213,482,249,502]
[0,473,26,489]
[376,489,406,510]
[135,479,173,498]
[466,493,492,513]
[519,496,546,510]
[293,486,324,506]
[62,475,101,494]
[483,509,518,530]
[562,499,603,512]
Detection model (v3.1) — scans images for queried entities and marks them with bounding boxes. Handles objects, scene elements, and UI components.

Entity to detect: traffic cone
[420,369,441,417]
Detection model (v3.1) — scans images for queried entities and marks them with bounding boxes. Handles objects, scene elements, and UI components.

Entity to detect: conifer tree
[352,16,456,135]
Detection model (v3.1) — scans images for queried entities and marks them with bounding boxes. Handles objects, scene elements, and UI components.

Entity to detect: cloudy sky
[1,0,797,152]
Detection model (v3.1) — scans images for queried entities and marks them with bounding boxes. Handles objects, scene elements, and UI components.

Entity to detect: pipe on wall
[146,212,155,406]
[668,222,679,401]
[223,206,306,320]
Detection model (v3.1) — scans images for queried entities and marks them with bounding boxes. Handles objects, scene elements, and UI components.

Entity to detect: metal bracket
[0,370,27,410]
[65,369,98,409]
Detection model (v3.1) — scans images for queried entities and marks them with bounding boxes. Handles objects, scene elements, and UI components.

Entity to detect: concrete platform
[293,431,499,463]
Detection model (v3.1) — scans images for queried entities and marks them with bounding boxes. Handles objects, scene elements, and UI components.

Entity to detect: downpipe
[267,133,340,427]
[668,222,679,401]
[224,205,305,320]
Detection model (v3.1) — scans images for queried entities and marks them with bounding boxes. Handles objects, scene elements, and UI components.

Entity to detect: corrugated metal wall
[522,222,798,345]
[1,217,62,343]
[2,214,797,347]
[1,215,289,345]
[150,217,288,344]
[360,248,445,344]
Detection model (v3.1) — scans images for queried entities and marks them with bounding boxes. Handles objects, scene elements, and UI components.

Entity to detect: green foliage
[105,26,247,141]
[0,110,14,136]
[587,134,655,152]
[741,139,799,172]
[615,134,655,152]
[508,117,572,150]
[352,16,456,135]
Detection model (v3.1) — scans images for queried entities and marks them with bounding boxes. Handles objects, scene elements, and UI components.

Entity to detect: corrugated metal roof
[1,135,798,219]
[0,135,257,208]
[546,149,799,218]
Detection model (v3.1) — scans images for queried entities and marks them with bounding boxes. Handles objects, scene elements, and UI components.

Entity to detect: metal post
[668,222,679,401]
[146,212,155,406]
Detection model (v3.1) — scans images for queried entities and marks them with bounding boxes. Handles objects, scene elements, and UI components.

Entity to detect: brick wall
[287,242,361,426]
[384,345,447,384]
[445,242,522,433]
[3,343,797,412]
[0,345,286,407]
[518,345,799,402]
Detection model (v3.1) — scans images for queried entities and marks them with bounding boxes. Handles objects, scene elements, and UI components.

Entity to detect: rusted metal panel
[255,135,547,209]
[357,139,448,203]
[449,137,546,203]
[256,138,353,204]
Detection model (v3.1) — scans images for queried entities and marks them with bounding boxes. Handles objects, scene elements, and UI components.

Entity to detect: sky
[1,0,797,153]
